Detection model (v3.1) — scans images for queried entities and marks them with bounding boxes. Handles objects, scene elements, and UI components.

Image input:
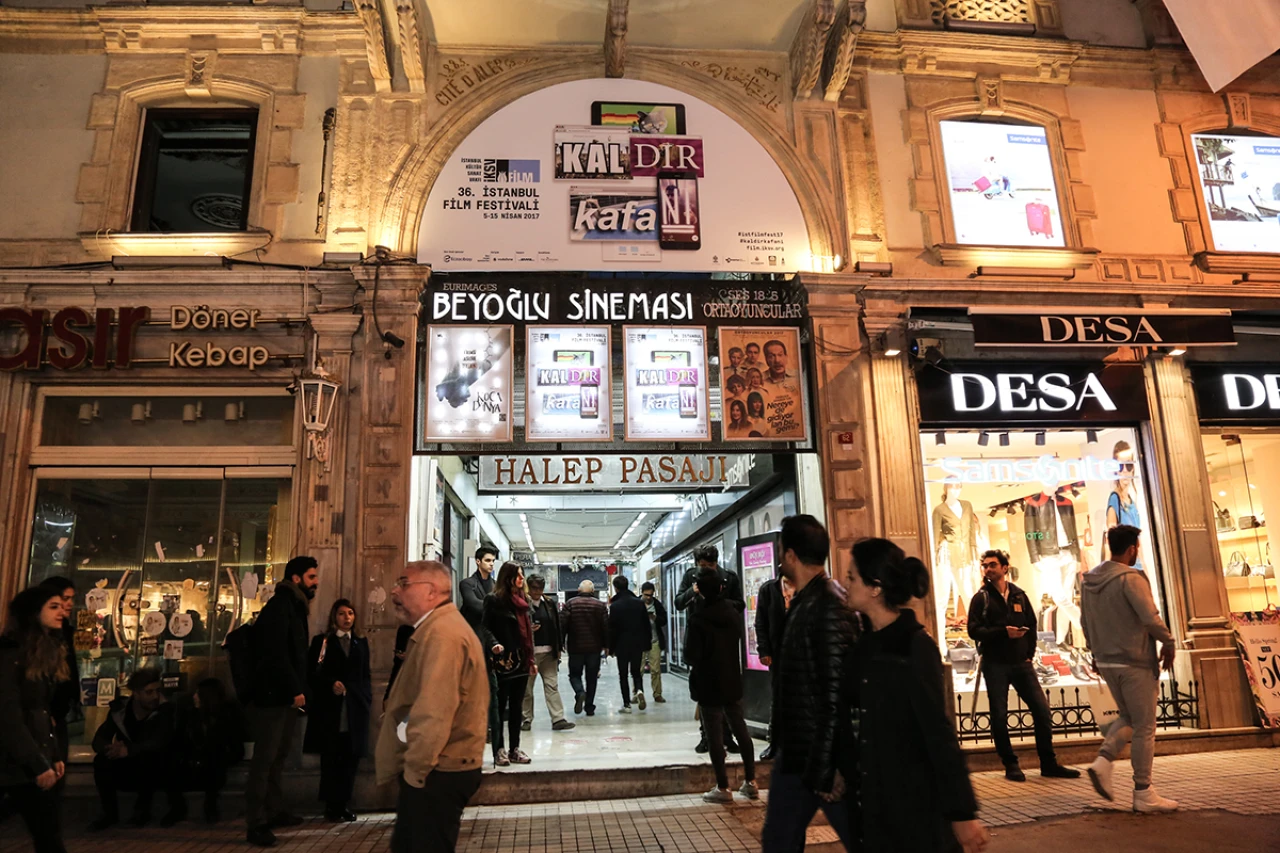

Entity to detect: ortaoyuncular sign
[418,79,811,273]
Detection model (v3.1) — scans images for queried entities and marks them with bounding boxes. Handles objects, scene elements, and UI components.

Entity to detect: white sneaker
[738,781,759,800]
[1133,788,1179,813]
[702,787,733,804]
[619,705,632,714]
[1087,756,1113,801]
[636,691,647,710]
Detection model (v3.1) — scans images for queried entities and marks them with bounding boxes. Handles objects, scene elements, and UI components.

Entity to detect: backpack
[222,620,257,703]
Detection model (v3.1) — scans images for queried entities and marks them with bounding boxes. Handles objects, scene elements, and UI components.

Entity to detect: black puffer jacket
[770,575,858,793]
[0,636,64,786]
[251,580,311,707]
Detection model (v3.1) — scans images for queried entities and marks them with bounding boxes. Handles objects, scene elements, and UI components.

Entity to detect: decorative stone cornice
[790,0,837,100]
[823,0,866,102]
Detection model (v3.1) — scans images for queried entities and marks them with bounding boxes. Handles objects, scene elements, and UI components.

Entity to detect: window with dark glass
[130,109,257,233]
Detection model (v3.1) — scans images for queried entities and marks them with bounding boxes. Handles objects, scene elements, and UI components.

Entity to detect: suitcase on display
[973,176,992,192]
[1026,202,1053,237]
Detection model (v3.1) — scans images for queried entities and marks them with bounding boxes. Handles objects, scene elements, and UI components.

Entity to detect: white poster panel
[525,326,613,442]
[623,326,710,441]
[1231,611,1280,728]
[419,78,810,273]
[1192,132,1280,252]
[939,121,1066,248]
[424,325,514,442]
[718,327,808,442]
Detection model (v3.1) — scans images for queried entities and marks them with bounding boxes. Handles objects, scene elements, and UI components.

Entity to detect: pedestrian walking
[675,545,744,752]
[304,598,372,822]
[562,580,608,716]
[460,546,500,750]
[639,582,668,703]
[967,549,1080,782]
[378,561,487,853]
[482,562,536,766]
[245,555,318,847]
[0,586,70,853]
[844,537,988,853]
[753,574,793,761]
[36,577,79,760]
[521,575,574,732]
[686,568,757,803]
[608,576,651,713]
[1081,524,1179,812]
[760,516,857,853]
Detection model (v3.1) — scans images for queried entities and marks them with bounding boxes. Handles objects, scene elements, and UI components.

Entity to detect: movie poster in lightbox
[423,325,514,442]
[718,327,807,442]
[525,326,613,442]
[623,326,710,441]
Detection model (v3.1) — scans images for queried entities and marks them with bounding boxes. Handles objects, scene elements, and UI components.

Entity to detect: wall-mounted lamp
[224,401,245,423]
[182,401,204,424]
[131,401,152,425]
[878,327,907,357]
[301,350,341,472]
[77,401,100,425]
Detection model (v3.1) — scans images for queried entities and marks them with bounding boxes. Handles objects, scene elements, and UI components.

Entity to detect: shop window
[27,472,292,752]
[920,428,1167,698]
[1190,131,1280,254]
[130,109,257,233]
[37,394,294,448]
[938,119,1067,248]
[1203,432,1277,611]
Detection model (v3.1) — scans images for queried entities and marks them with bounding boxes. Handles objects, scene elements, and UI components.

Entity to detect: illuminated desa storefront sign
[917,363,1149,425]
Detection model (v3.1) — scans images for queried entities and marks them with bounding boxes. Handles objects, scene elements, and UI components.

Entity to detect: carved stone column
[1146,355,1254,728]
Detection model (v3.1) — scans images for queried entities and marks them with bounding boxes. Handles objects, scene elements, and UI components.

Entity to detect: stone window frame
[894,0,1065,37]
[1157,93,1280,274]
[77,73,304,256]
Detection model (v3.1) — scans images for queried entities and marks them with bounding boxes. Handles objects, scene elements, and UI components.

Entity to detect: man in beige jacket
[377,561,488,853]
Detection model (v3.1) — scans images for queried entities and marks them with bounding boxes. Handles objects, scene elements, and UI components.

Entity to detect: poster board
[423,325,514,442]
[622,326,710,441]
[718,326,807,441]
[524,326,612,442]
[1231,610,1280,728]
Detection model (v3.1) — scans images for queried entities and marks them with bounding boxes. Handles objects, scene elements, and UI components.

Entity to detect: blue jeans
[761,757,853,853]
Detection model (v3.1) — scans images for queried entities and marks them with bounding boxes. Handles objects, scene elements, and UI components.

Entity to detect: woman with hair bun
[843,538,988,853]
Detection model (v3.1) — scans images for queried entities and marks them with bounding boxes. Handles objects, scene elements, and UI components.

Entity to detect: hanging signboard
[525,326,612,442]
[970,308,1236,348]
[1191,364,1280,423]
[423,325,514,442]
[1230,611,1280,728]
[478,453,755,492]
[623,326,710,441]
[428,276,805,326]
[718,327,808,441]
[418,78,811,273]
[916,362,1149,424]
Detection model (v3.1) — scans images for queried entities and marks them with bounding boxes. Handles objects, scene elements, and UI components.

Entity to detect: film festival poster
[524,325,613,442]
[423,325,514,442]
[623,326,711,442]
[718,327,807,442]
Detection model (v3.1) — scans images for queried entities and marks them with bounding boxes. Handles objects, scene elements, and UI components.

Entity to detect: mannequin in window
[1024,477,1083,646]
[931,482,979,635]
[1106,440,1144,571]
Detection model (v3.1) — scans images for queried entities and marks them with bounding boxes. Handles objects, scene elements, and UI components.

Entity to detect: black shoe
[325,810,357,823]
[1005,765,1027,782]
[247,826,277,847]
[1041,764,1081,779]
[88,814,119,832]
[128,811,152,828]
[694,739,709,754]
[574,693,585,715]
[160,805,187,828]
[268,812,304,828]
[759,744,774,761]
[521,720,532,731]
[585,706,595,716]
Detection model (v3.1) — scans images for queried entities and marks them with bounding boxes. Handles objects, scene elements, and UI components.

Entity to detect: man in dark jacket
[639,582,668,702]
[88,668,179,830]
[459,545,499,751]
[561,580,607,716]
[521,575,574,732]
[968,549,1080,783]
[676,545,744,752]
[608,576,652,713]
[753,575,792,761]
[245,555,318,847]
[761,515,857,853]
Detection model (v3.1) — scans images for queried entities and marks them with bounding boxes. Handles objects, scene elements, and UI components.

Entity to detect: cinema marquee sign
[1193,365,1280,423]
[916,363,1148,424]
[479,453,755,492]
[970,308,1235,348]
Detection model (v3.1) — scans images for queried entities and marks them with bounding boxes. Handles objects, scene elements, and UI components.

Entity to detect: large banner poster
[525,326,612,442]
[1192,132,1280,252]
[939,120,1066,248]
[423,325,513,442]
[718,327,807,441]
[623,326,710,441]
[419,79,811,273]
[1231,610,1280,728]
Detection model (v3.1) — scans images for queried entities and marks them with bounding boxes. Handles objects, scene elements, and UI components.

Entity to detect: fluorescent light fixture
[613,512,649,550]
[1168,347,1186,356]
[519,513,527,523]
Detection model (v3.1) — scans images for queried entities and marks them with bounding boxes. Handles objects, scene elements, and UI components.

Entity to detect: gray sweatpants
[1097,665,1160,788]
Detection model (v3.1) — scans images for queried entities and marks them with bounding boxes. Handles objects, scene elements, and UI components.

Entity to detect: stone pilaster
[1146,355,1254,728]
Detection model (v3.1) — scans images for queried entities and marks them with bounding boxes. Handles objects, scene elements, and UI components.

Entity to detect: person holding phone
[967,550,1079,783]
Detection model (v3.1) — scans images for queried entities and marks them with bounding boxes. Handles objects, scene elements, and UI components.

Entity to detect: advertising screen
[524,326,612,442]
[423,325,513,442]
[1192,132,1280,252]
[718,326,807,441]
[939,120,1065,248]
[623,326,710,441]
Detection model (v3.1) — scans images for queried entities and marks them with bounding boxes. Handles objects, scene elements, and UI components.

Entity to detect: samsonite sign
[916,363,1148,424]
[1193,365,1280,423]
[970,308,1235,347]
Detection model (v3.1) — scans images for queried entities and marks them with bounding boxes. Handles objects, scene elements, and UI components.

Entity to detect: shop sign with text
[970,308,1235,348]
[1230,611,1280,729]
[916,363,1148,424]
[479,453,755,492]
[1192,365,1280,423]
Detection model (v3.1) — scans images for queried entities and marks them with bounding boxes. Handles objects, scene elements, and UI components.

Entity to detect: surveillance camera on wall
[910,336,945,365]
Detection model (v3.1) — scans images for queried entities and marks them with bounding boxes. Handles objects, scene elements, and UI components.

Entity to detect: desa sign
[917,363,1148,424]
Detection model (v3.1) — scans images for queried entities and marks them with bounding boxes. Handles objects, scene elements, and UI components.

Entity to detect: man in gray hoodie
[1080,524,1178,813]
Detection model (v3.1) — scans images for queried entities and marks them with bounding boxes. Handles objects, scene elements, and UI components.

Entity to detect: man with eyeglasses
[967,549,1080,783]
[376,562,487,853]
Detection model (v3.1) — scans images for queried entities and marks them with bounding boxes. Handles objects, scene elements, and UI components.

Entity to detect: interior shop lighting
[977,431,990,447]
[183,401,204,424]
[999,432,1011,447]
[613,512,649,550]
[1035,431,1046,446]
[131,401,152,424]
[1168,347,1187,357]
[78,401,100,425]
[935,431,947,446]
[1087,430,1098,443]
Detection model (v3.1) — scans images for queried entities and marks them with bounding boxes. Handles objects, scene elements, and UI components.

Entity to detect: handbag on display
[1240,515,1263,530]
[1215,502,1235,533]
[1225,550,1251,578]
[947,642,978,674]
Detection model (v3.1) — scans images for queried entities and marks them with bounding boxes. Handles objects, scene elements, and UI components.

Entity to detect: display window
[920,428,1166,697]
[1203,431,1278,611]
[1191,131,1280,254]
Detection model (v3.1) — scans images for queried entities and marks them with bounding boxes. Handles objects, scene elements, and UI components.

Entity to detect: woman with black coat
[0,587,71,853]
[37,577,80,759]
[304,598,372,822]
[482,561,536,767]
[842,538,989,853]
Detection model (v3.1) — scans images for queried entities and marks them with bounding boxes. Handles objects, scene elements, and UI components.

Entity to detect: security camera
[910,336,944,365]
